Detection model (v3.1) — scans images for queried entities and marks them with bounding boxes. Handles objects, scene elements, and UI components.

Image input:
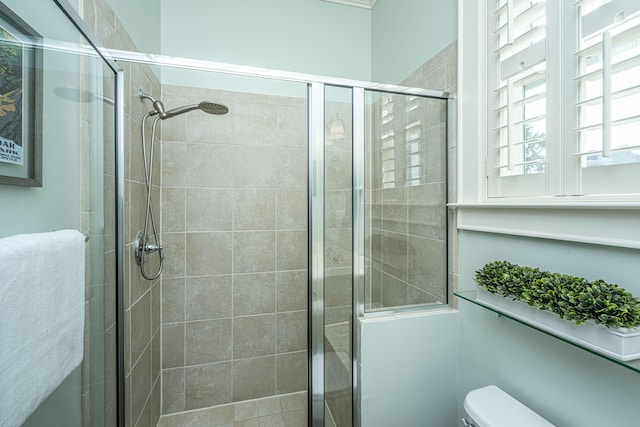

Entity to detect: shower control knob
[133,230,164,266]
[145,243,162,253]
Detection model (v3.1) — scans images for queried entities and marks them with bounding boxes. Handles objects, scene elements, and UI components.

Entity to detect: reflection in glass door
[324,86,354,427]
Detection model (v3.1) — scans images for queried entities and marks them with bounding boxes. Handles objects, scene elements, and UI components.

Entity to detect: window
[577,0,640,194]
[484,0,640,199]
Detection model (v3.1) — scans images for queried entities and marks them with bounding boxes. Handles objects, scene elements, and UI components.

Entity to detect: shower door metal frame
[308,82,326,427]
[351,87,366,427]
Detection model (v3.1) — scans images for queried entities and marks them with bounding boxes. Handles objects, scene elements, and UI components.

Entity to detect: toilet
[462,385,555,427]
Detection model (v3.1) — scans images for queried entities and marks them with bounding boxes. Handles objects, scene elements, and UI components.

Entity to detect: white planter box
[476,287,640,361]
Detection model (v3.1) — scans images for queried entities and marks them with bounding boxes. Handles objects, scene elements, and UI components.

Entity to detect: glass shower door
[0,1,119,426]
[324,86,354,427]
[308,83,355,427]
[309,83,449,427]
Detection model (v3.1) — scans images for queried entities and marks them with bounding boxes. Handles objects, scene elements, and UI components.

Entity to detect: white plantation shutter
[576,0,640,194]
[488,0,548,197]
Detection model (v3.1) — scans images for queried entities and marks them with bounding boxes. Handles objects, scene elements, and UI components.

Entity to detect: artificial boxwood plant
[475,261,640,329]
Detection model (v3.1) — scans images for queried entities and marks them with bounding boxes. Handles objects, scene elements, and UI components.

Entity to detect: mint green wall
[105,0,161,53]
[0,3,97,425]
[458,230,640,426]
[160,0,372,82]
[360,311,459,427]
[0,0,83,238]
[371,0,457,84]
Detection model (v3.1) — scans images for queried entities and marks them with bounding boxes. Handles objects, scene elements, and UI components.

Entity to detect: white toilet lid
[464,385,555,427]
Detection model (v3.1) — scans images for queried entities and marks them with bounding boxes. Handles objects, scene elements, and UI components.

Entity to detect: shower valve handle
[145,242,162,253]
[133,230,164,266]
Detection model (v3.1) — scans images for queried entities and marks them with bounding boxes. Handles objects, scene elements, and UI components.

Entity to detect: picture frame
[0,3,42,187]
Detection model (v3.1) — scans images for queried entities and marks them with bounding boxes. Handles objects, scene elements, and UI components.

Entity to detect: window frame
[457,0,640,251]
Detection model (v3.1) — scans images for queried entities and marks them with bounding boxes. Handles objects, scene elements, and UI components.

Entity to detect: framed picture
[0,3,42,187]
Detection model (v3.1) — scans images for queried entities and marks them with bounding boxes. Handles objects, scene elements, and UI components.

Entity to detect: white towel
[0,230,85,427]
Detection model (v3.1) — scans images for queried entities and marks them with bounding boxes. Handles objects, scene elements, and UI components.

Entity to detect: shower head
[163,101,229,119]
[139,89,229,120]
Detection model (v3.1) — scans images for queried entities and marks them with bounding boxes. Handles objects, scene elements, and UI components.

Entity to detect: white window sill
[449,202,640,249]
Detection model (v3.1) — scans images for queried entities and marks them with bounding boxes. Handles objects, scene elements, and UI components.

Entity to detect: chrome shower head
[163,101,229,119]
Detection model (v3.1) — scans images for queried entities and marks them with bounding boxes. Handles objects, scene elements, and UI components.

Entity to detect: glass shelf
[455,290,640,374]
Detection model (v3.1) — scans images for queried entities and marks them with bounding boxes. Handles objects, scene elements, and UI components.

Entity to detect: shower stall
[112,56,451,427]
[0,1,451,426]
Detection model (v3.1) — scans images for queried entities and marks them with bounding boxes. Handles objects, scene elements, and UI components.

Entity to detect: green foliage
[475,261,640,329]
[0,41,21,90]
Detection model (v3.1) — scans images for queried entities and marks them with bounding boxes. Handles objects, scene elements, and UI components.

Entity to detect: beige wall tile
[130,345,152,425]
[275,352,307,394]
[381,273,408,307]
[161,233,186,278]
[185,362,232,409]
[276,230,307,271]
[186,188,233,231]
[232,356,275,401]
[232,231,276,274]
[233,189,276,231]
[130,292,151,366]
[185,319,232,365]
[407,203,447,240]
[276,190,307,230]
[276,311,307,353]
[162,368,185,414]
[162,323,184,369]
[276,147,306,189]
[161,188,185,233]
[232,146,278,188]
[233,315,276,359]
[161,142,185,188]
[186,232,233,276]
[407,236,446,298]
[186,144,234,188]
[233,273,276,316]
[185,275,232,321]
[162,278,185,323]
[185,109,234,145]
[380,231,408,282]
[160,113,185,142]
[276,271,307,312]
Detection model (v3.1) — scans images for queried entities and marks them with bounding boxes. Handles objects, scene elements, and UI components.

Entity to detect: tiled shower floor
[157,392,307,427]
[157,321,350,427]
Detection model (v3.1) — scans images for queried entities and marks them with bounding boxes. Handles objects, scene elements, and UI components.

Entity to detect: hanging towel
[0,230,85,427]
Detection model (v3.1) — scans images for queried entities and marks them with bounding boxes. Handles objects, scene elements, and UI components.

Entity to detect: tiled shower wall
[81,1,163,426]
[366,41,457,310]
[159,85,308,414]
[400,41,458,305]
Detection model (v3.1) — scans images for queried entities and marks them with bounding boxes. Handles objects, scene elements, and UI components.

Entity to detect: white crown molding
[319,0,377,10]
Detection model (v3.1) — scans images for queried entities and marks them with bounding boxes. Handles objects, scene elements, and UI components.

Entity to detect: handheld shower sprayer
[139,89,229,120]
[135,89,229,281]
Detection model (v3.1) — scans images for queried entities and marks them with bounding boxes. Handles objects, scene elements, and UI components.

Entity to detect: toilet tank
[463,385,555,427]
